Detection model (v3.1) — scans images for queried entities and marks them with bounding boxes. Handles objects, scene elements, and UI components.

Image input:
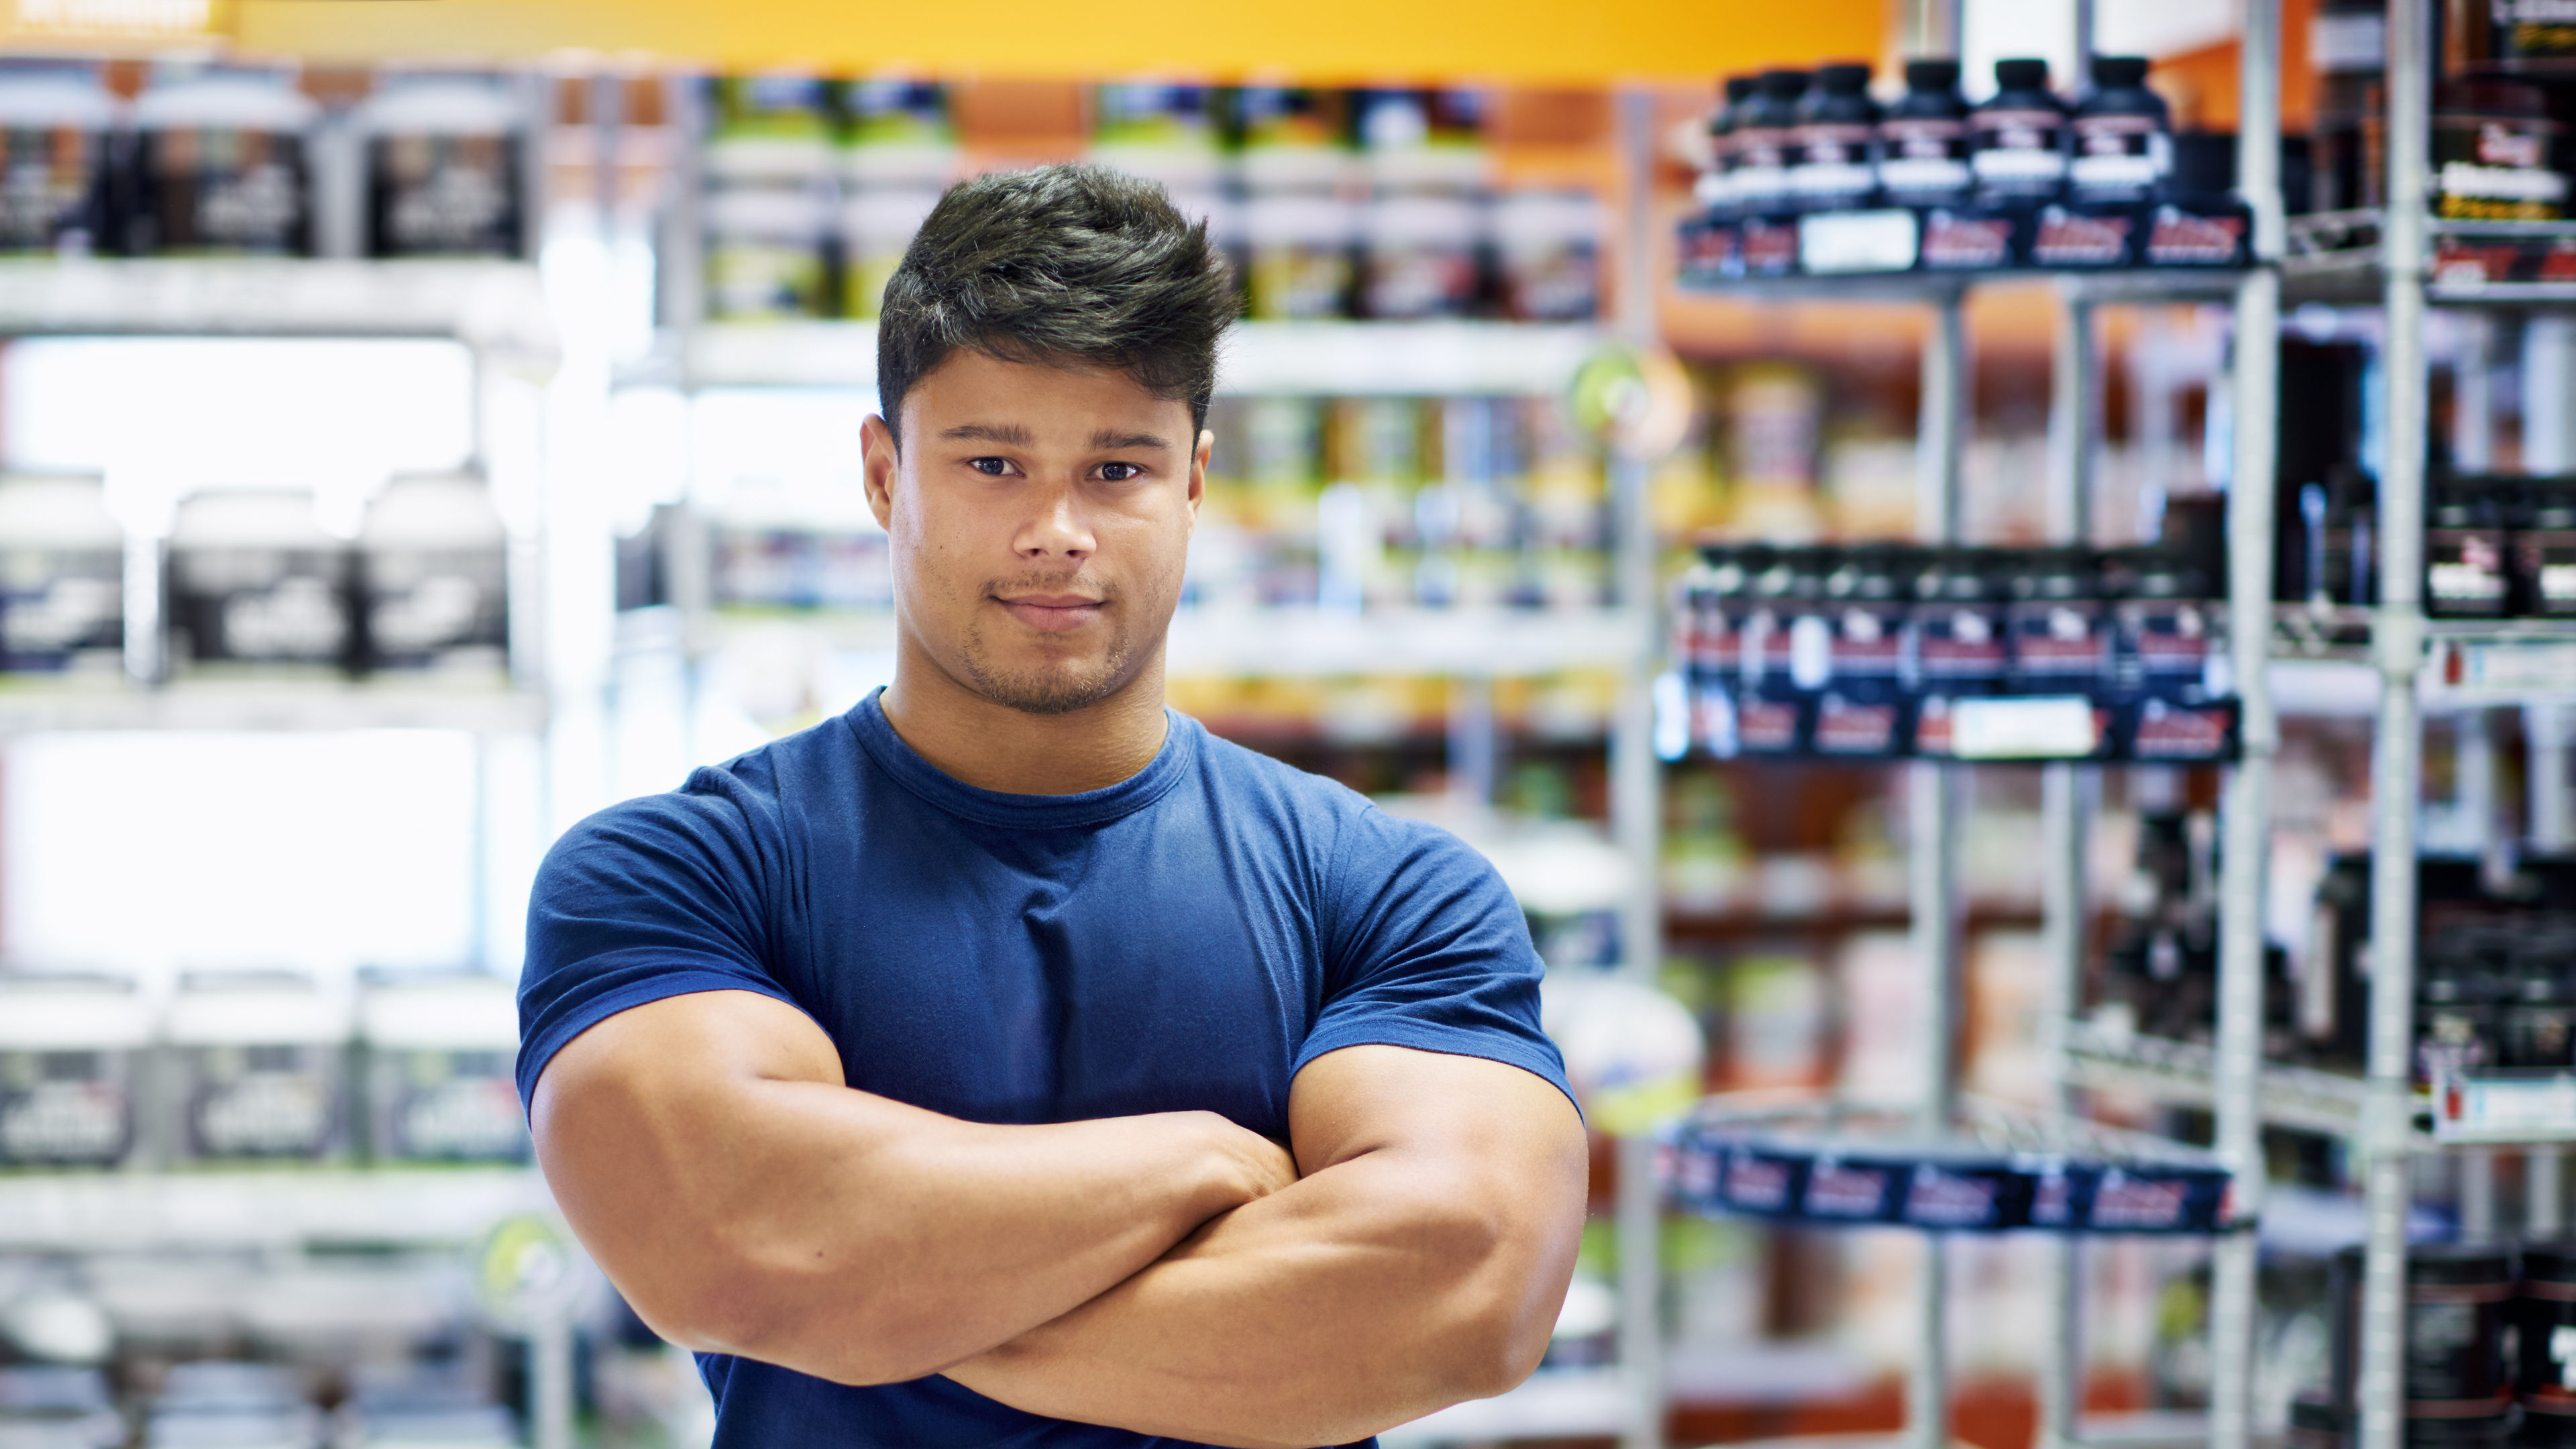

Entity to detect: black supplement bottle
[1972,58,2069,205]
[1731,70,1809,217]
[1877,58,1972,207]
[1792,63,1880,212]
[1703,75,1758,217]
[2068,55,2171,205]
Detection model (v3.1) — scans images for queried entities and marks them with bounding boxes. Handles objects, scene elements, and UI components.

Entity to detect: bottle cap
[1994,58,2052,93]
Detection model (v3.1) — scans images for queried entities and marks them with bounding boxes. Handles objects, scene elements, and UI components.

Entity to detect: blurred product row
[1680,55,2251,280]
[1675,541,2238,763]
[2286,468,2576,619]
[0,969,525,1171]
[0,473,510,682]
[0,1359,528,1449]
[0,66,528,259]
[696,78,1601,323]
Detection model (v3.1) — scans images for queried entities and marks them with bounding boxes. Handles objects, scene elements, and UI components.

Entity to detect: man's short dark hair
[875,164,1235,447]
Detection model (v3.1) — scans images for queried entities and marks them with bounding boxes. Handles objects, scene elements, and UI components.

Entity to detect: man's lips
[996,594,1106,633]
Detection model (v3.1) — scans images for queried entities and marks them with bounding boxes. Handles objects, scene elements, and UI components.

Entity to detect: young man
[517,164,1589,1449]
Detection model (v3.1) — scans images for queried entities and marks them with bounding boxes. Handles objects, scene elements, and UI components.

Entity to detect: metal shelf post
[1908,289,1968,1449]
[2361,6,2434,1449]
[2210,2,2285,1446]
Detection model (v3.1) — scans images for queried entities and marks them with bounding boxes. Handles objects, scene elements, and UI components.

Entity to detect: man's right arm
[529,988,1297,1386]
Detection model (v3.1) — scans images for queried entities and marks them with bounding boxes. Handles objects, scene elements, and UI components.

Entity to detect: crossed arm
[530,989,1589,1448]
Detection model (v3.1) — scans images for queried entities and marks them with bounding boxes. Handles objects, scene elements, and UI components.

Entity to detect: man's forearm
[941,1148,1576,1448]
[533,994,1295,1387]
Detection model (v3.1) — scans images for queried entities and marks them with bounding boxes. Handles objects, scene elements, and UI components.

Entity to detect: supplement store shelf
[2283,211,2576,308]
[2062,1018,2370,1139]
[713,606,1651,678]
[678,319,1603,397]
[0,680,549,735]
[0,1168,554,1252]
[1663,1093,2235,1234]
[1674,266,2246,306]
[0,259,555,367]
[2271,608,2576,705]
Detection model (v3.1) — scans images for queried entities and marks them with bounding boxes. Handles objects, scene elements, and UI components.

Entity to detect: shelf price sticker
[2448,641,2576,697]
[1950,696,2099,760]
[2434,1071,2576,1143]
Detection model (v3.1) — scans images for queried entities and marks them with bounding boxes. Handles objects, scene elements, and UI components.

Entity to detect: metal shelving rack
[1665,4,2285,1449]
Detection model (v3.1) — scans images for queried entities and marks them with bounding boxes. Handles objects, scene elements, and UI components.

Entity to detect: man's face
[862,350,1205,716]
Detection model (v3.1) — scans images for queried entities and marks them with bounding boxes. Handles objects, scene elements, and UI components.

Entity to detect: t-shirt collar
[843,686,1195,829]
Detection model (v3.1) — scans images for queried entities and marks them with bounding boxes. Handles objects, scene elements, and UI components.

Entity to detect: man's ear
[1188,427,1211,521]
[861,414,900,532]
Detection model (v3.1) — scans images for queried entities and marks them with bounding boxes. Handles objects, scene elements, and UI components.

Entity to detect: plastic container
[2112,549,2234,761]
[839,186,939,320]
[1235,85,1349,194]
[2452,0,2576,74]
[839,76,955,190]
[1242,192,1352,320]
[0,475,122,675]
[1791,63,1880,213]
[1729,70,1808,217]
[356,473,508,677]
[1908,547,2008,757]
[1811,543,1910,757]
[2068,56,2171,205]
[2518,478,2576,618]
[127,73,317,256]
[164,971,350,1164]
[1878,59,1972,207]
[1492,189,1599,321]
[1356,88,1491,196]
[0,70,115,255]
[702,185,832,320]
[2427,477,2513,618]
[0,973,152,1170]
[1699,75,1759,215]
[2526,1242,2576,1445]
[1358,193,1481,319]
[701,73,837,188]
[353,78,523,258]
[1735,545,1827,755]
[2498,934,2576,1068]
[1684,541,1763,758]
[166,489,354,677]
[2430,78,2567,221]
[1971,58,2069,206]
[2417,933,2502,1081]
[356,972,525,1164]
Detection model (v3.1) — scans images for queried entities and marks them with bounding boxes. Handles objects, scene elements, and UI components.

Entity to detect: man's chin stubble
[955,621,1136,717]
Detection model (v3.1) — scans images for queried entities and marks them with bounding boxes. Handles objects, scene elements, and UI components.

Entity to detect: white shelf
[712,606,1648,678]
[681,320,1602,397]
[2063,1020,2369,1138]
[0,680,548,734]
[0,1167,553,1251]
[0,259,555,368]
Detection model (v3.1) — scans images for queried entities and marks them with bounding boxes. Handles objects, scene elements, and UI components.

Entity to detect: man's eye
[1098,462,1141,482]
[969,458,1010,476]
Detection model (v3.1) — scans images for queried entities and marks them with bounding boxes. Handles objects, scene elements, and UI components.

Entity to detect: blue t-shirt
[517,690,1572,1449]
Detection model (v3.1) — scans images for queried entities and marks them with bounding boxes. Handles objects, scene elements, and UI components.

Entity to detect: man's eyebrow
[1090,429,1171,451]
[940,423,1034,446]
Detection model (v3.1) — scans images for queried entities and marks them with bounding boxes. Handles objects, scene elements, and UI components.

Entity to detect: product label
[0,131,101,252]
[0,1051,129,1166]
[2428,529,2511,610]
[394,1074,529,1161]
[1878,118,1971,199]
[1678,215,1739,280]
[1723,1148,1793,1210]
[1813,694,1902,754]
[1738,216,1799,276]
[2087,1171,2192,1230]
[1735,697,1803,753]
[1801,1159,1894,1218]
[1730,127,1795,209]
[2032,206,2133,266]
[1792,122,1876,202]
[2129,698,2235,761]
[1915,604,2008,683]
[1921,209,2015,268]
[1902,1166,2002,1227]
[1971,108,2068,191]
[193,1069,331,1158]
[2522,535,2576,612]
[2070,116,2171,197]
[2012,600,2111,684]
[2146,205,2249,266]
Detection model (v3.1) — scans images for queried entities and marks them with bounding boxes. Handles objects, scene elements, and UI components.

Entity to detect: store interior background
[0,0,2518,1447]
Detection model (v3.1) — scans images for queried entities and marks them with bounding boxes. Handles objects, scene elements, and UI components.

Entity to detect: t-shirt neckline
[844,687,1196,829]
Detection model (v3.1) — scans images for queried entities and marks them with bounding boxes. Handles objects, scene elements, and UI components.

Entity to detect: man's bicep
[532,988,841,1129]
[1287,1044,1585,1185]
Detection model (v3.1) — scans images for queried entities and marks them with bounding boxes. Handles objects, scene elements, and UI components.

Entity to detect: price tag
[2434,1072,2576,1143]
[1950,696,2099,759]
[1799,210,1919,274]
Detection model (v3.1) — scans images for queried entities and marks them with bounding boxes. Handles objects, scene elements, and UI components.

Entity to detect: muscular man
[517,163,1589,1449]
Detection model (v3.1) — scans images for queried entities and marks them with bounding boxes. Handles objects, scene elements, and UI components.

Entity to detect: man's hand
[531,989,1297,1386]
[944,1044,1588,1448]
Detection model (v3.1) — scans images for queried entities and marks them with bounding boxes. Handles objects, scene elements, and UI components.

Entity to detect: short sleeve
[515,769,806,1112]
[1300,806,1577,1116]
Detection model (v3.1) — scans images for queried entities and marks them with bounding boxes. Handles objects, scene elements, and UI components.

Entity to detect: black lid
[1817,63,1874,95]
[1826,543,1906,600]
[2290,1397,2346,1436]
[1904,58,1962,93]
[2092,55,2152,89]
[2406,1242,2514,1285]
[1994,58,2053,93]
[1724,75,1759,103]
[2524,1240,2576,1282]
[1760,69,1813,101]
[2012,545,2098,600]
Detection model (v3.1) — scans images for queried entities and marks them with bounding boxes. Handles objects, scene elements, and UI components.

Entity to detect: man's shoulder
[1179,716,1486,867]
[551,715,854,861]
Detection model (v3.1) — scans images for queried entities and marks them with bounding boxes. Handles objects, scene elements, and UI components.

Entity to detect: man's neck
[878,645,1171,796]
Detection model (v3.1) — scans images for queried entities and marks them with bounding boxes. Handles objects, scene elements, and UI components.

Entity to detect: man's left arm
[941,1042,1588,1449]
